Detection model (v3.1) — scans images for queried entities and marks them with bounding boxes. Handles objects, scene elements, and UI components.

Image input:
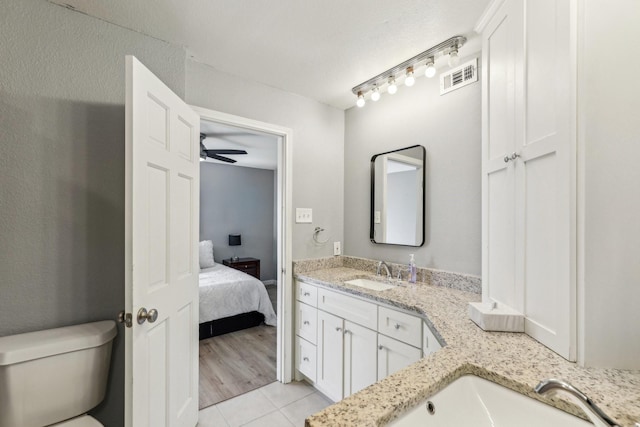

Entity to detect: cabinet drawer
[296,336,317,382]
[296,301,317,344]
[317,288,377,330]
[296,281,318,307]
[378,306,422,348]
[422,321,442,356]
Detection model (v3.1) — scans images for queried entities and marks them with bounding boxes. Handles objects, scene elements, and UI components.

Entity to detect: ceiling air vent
[440,58,478,95]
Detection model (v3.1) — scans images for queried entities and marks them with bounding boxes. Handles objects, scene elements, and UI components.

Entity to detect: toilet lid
[49,415,103,427]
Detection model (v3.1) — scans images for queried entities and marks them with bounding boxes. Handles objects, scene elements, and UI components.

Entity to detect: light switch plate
[296,208,312,223]
[333,241,341,256]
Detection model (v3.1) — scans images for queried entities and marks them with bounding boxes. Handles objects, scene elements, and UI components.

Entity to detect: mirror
[370,145,425,246]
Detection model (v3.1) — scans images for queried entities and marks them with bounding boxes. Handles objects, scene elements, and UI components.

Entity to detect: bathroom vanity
[293,258,640,427]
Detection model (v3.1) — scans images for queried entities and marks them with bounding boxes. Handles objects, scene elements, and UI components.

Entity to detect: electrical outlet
[333,241,341,256]
[295,208,312,223]
[374,211,381,224]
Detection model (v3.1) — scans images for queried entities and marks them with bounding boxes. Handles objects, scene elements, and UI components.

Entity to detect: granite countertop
[297,266,640,427]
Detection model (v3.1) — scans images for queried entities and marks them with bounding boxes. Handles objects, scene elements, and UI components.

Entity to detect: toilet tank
[0,320,117,427]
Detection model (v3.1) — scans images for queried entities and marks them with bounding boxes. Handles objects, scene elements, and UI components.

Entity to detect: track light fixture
[448,45,460,67]
[351,35,465,107]
[424,58,436,78]
[371,86,381,101]
[387,77,397,95]
[404,67,415,87]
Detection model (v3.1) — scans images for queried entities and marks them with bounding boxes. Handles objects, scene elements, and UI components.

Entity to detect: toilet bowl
[0,320,117,427]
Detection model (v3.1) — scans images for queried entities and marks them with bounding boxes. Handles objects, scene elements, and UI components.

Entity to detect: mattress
[199,263,277,327]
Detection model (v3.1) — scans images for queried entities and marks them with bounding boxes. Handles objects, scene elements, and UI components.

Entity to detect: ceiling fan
[199,133,248,163]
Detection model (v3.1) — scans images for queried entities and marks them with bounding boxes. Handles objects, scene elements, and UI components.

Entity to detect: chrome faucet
[535,379,620,427]
[376,261,392,281]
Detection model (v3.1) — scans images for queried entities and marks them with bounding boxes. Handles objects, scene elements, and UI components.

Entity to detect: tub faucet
[376,261,392,281]
[534,379,620,427]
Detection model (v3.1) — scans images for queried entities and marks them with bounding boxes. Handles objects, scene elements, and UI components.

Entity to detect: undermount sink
[344,278,396,291]
[388,375,591,427]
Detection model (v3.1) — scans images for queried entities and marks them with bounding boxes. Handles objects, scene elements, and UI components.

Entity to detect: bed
[199,262,277,340]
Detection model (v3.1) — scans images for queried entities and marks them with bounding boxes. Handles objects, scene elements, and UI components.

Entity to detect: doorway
[191,106,293,409]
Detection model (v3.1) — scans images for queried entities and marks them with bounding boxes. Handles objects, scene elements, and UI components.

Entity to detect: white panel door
[517,0,574,360]
[125,56,200,427]
[377,335,422,380]
[343,321,377,398]
[481,0,523,311]
[316,310,343,402]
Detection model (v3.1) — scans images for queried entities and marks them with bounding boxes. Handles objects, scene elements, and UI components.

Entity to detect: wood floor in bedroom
[199,324,277,409]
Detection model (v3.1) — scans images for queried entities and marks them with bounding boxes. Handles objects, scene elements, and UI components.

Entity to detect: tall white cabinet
[478,0,576,360]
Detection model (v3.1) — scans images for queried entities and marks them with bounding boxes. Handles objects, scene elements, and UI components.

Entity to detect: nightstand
[222,257,260,279]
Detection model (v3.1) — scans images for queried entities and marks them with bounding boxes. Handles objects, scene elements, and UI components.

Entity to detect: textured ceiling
[50,0,490,109]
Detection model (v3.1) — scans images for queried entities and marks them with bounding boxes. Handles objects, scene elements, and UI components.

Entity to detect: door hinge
[118,311,133,328]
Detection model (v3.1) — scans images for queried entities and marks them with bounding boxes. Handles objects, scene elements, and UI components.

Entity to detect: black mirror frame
[370,145,426,247]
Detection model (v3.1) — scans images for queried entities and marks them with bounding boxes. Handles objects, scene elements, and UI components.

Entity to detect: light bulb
[356,92,365,108]
[387,77,397,95]
[424,59,436,78]
[371,87,380,102]
[405,67,415,87]
[448,48,460,67]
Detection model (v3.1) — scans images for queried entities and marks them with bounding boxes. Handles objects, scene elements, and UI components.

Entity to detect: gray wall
[344,54,482,275]
[579,1,640,369]
[0,1,186,424]
[200,163,276,280]
[186,60,345,261]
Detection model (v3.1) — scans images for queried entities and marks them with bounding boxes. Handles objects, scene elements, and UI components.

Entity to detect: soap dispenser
[408,254,417,284]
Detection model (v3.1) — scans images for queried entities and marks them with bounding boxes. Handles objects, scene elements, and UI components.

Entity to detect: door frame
[191,105,294,383]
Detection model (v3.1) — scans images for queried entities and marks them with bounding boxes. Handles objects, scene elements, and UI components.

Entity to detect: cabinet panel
[486,168,517,308]
[343,321,377,398]
[297,281,318,307]
[422,322,442,357]
[377,334,422,380]
[317,288,377,330]
[378,306,422,348]
[296,301,317,344]
[316,310,343,402]
[296,336,317,382]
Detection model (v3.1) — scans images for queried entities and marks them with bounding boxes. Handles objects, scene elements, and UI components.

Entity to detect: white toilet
[0,320,117,427]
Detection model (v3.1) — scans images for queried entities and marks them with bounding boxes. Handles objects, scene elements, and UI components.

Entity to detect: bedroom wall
[0,1,186,424]
[200,163,277,280]
[343,52,482,276]
[185,60,345,261]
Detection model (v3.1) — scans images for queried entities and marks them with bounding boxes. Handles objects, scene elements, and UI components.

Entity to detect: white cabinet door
[377,334,422,380]
[316,310,343,402]
[481,0,522,314]
[481,0,575,360]
[343,321,377,398]
[517,0,574,361]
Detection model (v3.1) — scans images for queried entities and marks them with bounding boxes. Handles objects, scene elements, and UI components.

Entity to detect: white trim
[474,0,507,34]
[190,105,294,383]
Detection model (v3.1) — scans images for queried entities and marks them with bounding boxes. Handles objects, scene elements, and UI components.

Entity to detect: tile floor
[198,380,333,427]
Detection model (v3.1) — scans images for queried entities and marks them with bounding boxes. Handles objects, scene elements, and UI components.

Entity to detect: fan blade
[207,153,237,163]
[204,149,248,155]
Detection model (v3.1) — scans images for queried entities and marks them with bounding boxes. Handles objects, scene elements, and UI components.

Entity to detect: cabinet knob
[303,320,310,325]
[344,329,351,335]
[336,327,342,332]
[378,345,384,350]
[303,292,310,296]
[510,152,520,161]
[303,357,309,362]
[394,323,401,330]
[504,155,511,163]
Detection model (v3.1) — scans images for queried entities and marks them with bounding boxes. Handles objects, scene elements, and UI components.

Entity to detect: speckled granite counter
[295,261,640,427]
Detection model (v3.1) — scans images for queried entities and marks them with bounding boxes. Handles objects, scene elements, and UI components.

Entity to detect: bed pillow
[199,240,215,269]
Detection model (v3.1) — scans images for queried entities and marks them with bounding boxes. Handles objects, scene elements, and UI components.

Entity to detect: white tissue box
[468,302,525,332]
